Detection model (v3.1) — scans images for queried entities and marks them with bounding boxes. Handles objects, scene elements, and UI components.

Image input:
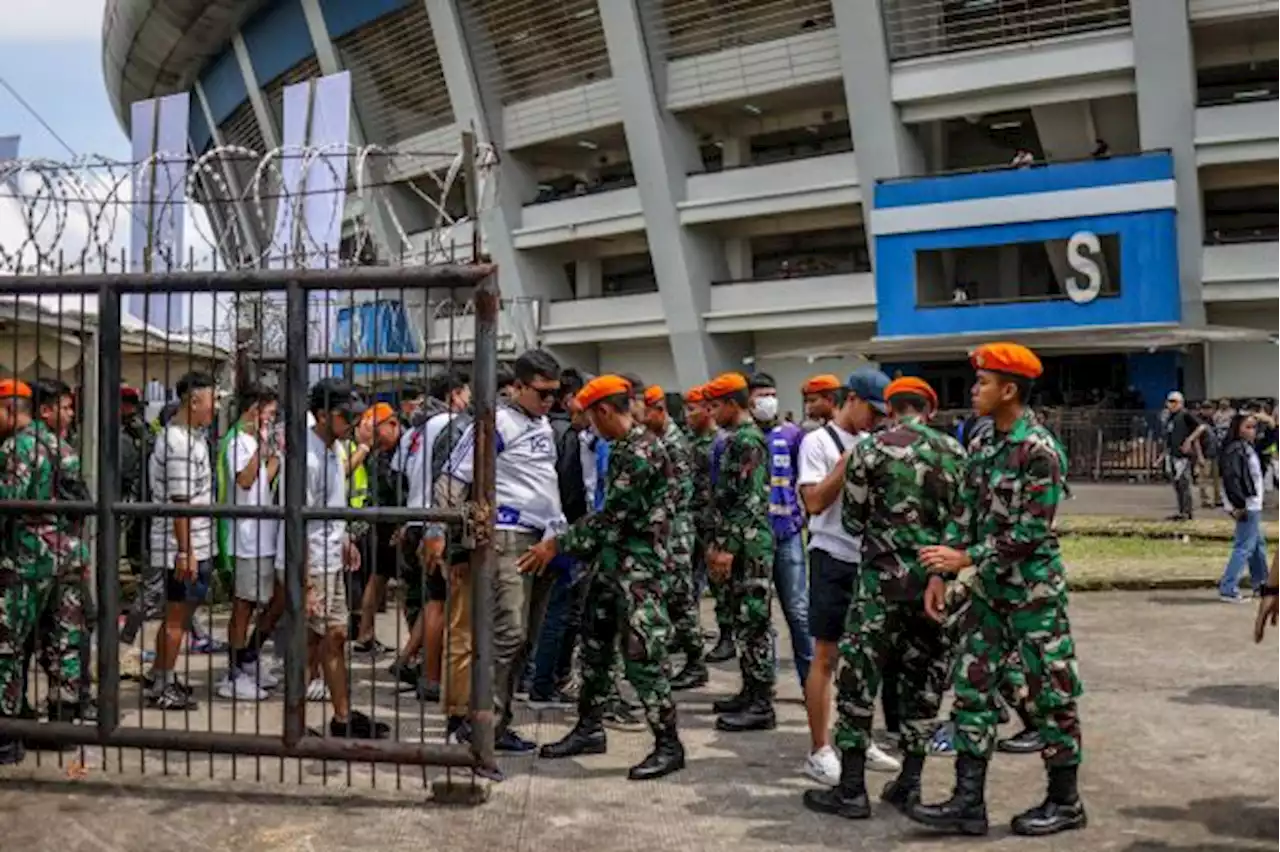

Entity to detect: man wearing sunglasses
[432,348,566,762]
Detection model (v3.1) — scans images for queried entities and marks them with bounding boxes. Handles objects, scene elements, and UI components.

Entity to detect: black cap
[308,378,367,416]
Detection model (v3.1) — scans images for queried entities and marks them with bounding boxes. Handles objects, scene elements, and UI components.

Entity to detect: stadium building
[104,0,1278,410]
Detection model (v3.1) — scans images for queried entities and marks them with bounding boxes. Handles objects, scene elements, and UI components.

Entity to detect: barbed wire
[0,141,500,276]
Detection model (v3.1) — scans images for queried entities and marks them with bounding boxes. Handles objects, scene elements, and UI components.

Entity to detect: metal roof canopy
[756,323,1278,362]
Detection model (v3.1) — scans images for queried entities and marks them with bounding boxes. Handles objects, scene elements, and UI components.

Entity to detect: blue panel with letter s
[874,209,1181,338]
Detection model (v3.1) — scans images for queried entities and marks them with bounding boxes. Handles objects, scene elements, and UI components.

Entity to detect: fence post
[467,273,498,771]
[282,278,310,748]
[94,281,122,736]
[1094,426,1104,481]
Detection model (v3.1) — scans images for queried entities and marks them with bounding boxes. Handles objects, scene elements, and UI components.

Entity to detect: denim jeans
[772,534,813,686]
[530,576,574,697]
[1219,510,1270,597]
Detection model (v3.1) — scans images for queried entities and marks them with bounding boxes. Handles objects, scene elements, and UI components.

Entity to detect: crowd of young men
[0,337,1088,837]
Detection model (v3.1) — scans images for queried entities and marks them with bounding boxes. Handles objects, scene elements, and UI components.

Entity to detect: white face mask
[751,395,779,423]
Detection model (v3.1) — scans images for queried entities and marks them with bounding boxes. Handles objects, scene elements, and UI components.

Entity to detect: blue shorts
[165,558,213,604]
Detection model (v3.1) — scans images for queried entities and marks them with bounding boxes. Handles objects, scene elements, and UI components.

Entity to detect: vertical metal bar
[282,278,310,747]
[467,273,498,770]
[95,281,122,735]
[462,131,480,262]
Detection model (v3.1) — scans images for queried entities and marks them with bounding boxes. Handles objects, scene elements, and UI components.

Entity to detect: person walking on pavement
[1160,391,1207,521]
[1217,412,1271,602]
[703,373,778,732]
[915,342,1087,838]
[793,370,901,786]
[523,375,685,781]
[641,385,707,690]
[803,377,963,821]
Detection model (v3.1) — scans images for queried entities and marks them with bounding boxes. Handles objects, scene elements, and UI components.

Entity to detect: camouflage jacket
[558,424,674,579]
[710,419,774,561]
[688,428,718,544]
[0,420,89,579]
[944,410,1067,605]
[842,415,966,601]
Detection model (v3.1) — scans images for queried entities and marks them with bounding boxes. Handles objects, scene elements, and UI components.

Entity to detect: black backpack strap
[823,424,846,455]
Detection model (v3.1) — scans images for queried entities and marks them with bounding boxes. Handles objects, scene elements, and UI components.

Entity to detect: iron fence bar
[252,355,481,366]
[95,281,122,737]
[467,272,499,771]
[282,278,309,749]
[0,264,497,296]
[0,720,478,766]
[0,503,467,522]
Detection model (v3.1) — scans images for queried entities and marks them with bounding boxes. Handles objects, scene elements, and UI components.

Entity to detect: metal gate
[0,262,501,792]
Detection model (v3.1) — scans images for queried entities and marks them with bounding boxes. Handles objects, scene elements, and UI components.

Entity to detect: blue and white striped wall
[870,151,1182,339]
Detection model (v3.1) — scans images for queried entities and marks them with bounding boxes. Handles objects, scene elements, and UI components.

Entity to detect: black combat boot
[803,748,870,819]
[881,752,926,814]
[997,727,1045,754]
[539,714,607,760]
[711,686,751,715]
[1011,765,1088,836]
[906,753,990,836]
[628,720,686,781]
[705,633,736,663]
[714,688,776,732]
[669,659,709,691]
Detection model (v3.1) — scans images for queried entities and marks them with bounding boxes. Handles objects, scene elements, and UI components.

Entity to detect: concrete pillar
[832,0,926,265]
[721,137,747,169]
[1131,0,1206,330]
[1030,102,1097,161]
[575,258,603,299]
[596,0,744,387]
[424,0,572,307]
[230,34,280,151]
[725,237,752,281]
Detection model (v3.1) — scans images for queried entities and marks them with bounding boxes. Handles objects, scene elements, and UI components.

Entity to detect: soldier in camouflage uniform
[685,386,735,663]
[0,380,89,765]
[642,385,708,690]
[913,342,1086,838]
[803,377,964,822]
[523,375,685,781]
[702,373,777,732]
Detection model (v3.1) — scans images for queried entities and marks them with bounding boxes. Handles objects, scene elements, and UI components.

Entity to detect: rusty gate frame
[0,263,501,775]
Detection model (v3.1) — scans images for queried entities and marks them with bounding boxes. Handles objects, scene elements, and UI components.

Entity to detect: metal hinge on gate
[460,499,492,550]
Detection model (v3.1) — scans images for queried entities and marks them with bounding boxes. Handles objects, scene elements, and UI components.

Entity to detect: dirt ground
[0,591,1274,852]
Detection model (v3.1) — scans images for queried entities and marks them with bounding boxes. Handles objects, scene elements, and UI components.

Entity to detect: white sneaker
[216,670,268,702]
[802,745,841,786]
[867,743,902,773]
[239,658,280,690]
[306,678,331,702]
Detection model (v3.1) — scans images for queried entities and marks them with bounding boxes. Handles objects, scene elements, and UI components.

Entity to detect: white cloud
[0,1,104,41]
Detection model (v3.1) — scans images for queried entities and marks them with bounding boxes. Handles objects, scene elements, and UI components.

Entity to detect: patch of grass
[1063,534,1234,590]
[1059,515,1278,543]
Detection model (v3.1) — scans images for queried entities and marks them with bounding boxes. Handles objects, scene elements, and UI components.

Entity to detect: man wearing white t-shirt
[216,385,282,701]
[145,372,218,711]
[275,379,389,739]
[795,370,899,785]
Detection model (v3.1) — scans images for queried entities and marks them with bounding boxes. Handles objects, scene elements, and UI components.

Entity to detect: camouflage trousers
[579,570,676,733]
[834,570,950,757]
[0,565,85,716]
[711,577,734,633]
[664,536,703,663]
[950,592,1083,766]
[730,553,776,693]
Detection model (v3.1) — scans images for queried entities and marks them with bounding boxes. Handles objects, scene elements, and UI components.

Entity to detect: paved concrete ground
[1062,483,1277,520]
[0,591,1275,852]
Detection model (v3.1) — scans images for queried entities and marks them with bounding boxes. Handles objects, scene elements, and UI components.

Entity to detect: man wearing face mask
[746,373,813,688]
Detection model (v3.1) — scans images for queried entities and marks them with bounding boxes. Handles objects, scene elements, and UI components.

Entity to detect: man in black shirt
[1162,391,1207,521]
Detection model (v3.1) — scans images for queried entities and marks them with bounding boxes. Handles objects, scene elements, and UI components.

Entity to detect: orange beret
[684,385,705,404]
[643,385,665,407]
[361,402,397,425]
[0,379,32,399]
[885,377,938,410]
[703,372,748,400]
[576,374,632,409]
[970,342,1043,380]
[801,374,841,395]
